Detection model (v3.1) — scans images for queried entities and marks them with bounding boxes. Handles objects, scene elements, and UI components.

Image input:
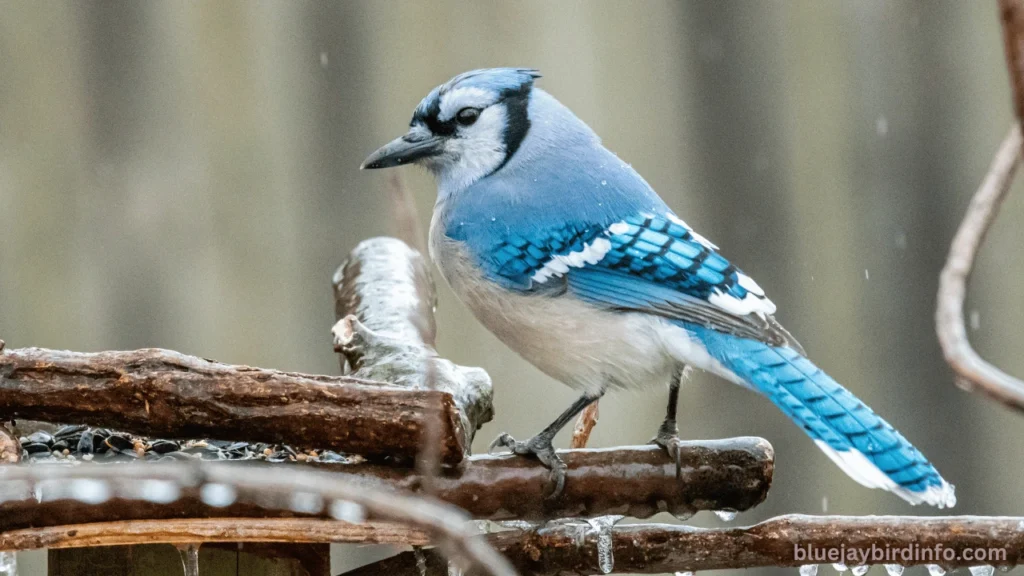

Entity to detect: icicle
[926,565,945,576]
[800,565,819,576]
[851,565,869,576]
[969,567,995,576]
[671,510,695,522]
[713,510,737,522]
[413,546,427,576]
[587,516,623,575]
[0,551,16,576]
[833,564,848,573]
[883,564,904,576]
[177,544,199,576]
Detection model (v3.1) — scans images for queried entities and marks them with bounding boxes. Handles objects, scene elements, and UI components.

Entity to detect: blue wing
[479,211,799,348]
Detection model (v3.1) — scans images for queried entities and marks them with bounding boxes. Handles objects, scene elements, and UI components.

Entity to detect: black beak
[360,131,445,170]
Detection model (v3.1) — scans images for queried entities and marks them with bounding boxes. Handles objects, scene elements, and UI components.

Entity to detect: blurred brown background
[1,1,1022,575]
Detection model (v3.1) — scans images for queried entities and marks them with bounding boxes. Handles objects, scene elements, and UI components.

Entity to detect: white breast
[429,220,734,394]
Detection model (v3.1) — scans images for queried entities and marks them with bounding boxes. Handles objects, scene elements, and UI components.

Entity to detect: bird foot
[650,419,683,480]
[489,432,566,499]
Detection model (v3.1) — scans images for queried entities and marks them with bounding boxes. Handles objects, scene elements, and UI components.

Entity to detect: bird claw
[488,432,566,499]
[650,420,683,480]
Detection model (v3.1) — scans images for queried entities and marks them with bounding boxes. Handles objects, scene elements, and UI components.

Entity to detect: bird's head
[361,68,541,188]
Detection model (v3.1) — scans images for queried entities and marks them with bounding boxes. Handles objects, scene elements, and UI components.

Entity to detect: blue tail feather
[685,323,955,508]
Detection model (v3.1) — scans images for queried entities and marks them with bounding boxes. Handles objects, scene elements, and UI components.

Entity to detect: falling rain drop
[800,565,819,576]
[969,566,995,576]
[970,310,981,331]
[926,565,945,576]
[883,565,904,576]
[178,544,200,576]
[852,565,869,576]
[714,510,737,522]
[448,560,463,576]
[876,115,889,137]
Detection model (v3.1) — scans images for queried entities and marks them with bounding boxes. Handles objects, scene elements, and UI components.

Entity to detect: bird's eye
[456,107,480,126]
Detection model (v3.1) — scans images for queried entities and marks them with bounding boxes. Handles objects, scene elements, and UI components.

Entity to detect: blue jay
[362,68,955,508]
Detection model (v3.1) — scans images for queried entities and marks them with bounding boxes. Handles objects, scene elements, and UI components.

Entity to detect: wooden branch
[570,401,599,449]
[0,461,517,576]
[936,127,1024,412]
[0,518,429,551]
[0,441,773,532]
[343,515,1024,576]
[1000,0,1024,133]
[333,236,493,447]
[0,346,469,463]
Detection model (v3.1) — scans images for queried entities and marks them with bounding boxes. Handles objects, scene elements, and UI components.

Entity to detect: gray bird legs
[489,391,603,498]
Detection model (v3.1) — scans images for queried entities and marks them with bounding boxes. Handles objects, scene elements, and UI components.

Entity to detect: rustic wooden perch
[333,236,494,450]
[344,515,1024,576]
[0,440,773,536]
[0,346,470,464]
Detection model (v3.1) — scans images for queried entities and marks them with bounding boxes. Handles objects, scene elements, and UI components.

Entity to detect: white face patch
[438,87,498,122]
[433,104,509,193]
[532,237,612,284]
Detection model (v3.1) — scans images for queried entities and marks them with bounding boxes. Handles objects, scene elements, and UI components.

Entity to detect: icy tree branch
[934,131,1024,411]
[343,515,1024,576]
[0,442,773,535]
[933,0,1024,413]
